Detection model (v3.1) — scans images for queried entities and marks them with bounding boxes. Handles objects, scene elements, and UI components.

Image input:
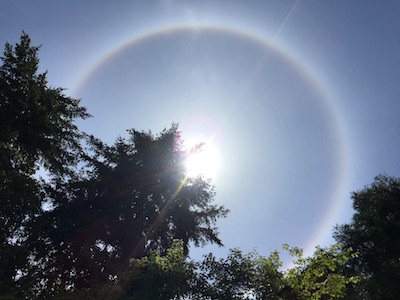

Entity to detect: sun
[185,144,220,178]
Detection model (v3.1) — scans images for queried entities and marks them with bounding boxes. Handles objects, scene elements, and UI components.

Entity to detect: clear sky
[2,1,400,265]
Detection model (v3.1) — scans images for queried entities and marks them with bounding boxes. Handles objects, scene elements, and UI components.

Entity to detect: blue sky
[2,1,400,264]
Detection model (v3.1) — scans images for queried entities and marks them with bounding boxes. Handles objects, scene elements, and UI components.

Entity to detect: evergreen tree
[36,126,228,296]
[0,33,229,298]
[0,32,89,296]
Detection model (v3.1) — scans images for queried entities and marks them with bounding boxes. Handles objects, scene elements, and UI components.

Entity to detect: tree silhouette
[0,32,90,176]
[1,33,229,297]
[32,126,228,296]
[334,174,400,299]
[0,32,89,297]
[5,32,395,300]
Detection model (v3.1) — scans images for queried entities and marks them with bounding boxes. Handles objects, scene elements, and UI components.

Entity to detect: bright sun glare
[185,144,220,178]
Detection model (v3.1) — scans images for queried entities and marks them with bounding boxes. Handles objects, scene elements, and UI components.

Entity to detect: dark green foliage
[0,33,228,298]
[197,244,357,300]
[3,32,396,300]
[0,172,41,296]
[32,126,228,296]
[334,174,400,299]
[0,32,89,297]
[55,241,355,300]
[122,240,201,299]
[0,32,90,176]
[104,242,356,300]
[200,248,284,299]
[42,240,200,300]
